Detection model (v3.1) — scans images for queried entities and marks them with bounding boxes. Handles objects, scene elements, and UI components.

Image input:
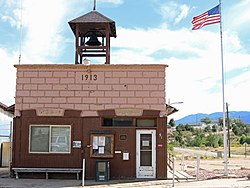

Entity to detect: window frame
[29,124,71,154]
[102,117,156,127]
[102,117,134,127]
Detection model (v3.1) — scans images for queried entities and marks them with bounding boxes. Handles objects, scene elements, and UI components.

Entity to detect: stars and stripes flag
[192,5,220,30]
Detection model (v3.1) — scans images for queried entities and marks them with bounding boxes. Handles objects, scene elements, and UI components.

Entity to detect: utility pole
[226,102,231,158]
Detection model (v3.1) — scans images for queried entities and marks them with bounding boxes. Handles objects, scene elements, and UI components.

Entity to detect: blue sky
[0,0,250,120]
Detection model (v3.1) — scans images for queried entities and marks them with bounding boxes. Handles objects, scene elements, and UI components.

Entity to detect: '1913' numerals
[82,74,98,81]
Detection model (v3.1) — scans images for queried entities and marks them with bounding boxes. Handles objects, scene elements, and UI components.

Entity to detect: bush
[167,143,173,152]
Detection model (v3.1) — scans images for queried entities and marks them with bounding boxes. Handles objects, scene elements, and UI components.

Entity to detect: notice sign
[98,147,105,154]
[123,152,129,160]
[142,140,150,147]
[93,136,98,149]
[98,136,106,146]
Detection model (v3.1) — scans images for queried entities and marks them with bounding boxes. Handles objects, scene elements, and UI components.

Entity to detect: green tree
[201,117,213,125]
[240,135,250,144]
[204,125,211,132]
[168,118,176,127]
[212,125,218,132]
[184,124,194,132]
[188,135,206,147]
[239,135,246,144]
[205,134,221,148]
[176,124,186,132]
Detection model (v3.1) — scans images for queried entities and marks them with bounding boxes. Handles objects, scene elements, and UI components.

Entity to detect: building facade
[12,64,172,179]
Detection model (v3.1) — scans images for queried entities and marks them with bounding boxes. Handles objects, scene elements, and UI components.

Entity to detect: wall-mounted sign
[36,109,64,117]
[123,152,129,160]
[73,141,82,148]
[75,72,104,84]
[119,134,127,141]
[142,140,150,147]
[115,108,143,116]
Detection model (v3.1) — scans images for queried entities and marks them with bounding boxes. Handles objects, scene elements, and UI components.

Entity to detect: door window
[140,134,152,166]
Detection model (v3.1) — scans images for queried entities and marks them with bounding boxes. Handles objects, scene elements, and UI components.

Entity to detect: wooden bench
[12,168,82,180]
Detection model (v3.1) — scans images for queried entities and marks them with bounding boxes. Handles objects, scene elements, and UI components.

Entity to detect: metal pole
[244,143,247,158]
[245,144,246,158]
[9,121,13,177]
[172,156,175,187]
[226,103,231,158]
[93,0,96,10]
[82,159,85,187]
[196,156,200,180]
[181,154,184,171]
[219,0,228,176]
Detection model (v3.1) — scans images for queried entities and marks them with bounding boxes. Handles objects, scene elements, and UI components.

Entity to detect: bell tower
[68,1,116,64]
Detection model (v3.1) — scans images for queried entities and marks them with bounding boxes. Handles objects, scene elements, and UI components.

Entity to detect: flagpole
[219,0,228,176]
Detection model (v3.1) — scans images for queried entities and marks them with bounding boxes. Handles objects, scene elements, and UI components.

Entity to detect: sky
[0,0,250,121]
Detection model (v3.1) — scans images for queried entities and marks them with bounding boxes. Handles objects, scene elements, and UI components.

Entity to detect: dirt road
[174,147,249,158]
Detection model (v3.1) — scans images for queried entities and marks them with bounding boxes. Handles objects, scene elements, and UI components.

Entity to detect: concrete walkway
[0,177,250,188]
[1,167,250,188]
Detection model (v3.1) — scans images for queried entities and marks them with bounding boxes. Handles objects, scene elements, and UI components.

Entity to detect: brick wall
[14,64,167,116]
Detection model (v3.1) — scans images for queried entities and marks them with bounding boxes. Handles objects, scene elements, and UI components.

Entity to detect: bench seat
[12,168,82,180]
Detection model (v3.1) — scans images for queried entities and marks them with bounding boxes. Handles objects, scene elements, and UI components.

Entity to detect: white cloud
[21,0,70,62]
[159,1,190,24]
[1,15,18,28]
[0,1,20,29]
[176,4,190,24]
[0,49,17,105]
[98,0,124,5]
[225,0,250,31]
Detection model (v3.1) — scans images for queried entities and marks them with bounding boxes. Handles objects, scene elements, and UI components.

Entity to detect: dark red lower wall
[12,110,167,179]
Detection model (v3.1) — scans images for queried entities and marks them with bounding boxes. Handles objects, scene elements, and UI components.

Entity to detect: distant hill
[175,111,250,125]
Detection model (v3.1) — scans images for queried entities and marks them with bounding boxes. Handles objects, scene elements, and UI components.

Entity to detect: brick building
[11,8,177,180]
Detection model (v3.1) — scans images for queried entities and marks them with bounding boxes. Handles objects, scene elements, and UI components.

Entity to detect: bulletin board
[90,134,114,158]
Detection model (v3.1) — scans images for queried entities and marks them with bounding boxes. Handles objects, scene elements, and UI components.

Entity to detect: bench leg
[15,172,19,179]
[46,172,48,180]
[77,173,79,180]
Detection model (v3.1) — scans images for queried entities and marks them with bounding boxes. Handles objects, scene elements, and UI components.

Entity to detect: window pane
[113,118,133,126]
[30,126,49,152]
[140,134,152,166]
[103,118,113,126]
[137,119,155,127]
[51,127,70,152]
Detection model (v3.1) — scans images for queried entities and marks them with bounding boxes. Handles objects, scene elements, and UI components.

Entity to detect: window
[102,118,156,127]
[103,118,133,127]
[90,134,114,158]
[137,119,155,127]
[30,125,71,153]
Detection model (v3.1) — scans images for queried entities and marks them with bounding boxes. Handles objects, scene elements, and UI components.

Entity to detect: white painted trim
[136,129,156,179]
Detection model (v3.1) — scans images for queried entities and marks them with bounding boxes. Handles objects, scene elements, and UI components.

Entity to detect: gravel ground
[175,158,250,180]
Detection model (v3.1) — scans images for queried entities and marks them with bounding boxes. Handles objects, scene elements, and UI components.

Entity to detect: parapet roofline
[14,64,168,69]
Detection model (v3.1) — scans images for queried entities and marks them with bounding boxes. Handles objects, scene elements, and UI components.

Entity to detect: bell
[85,32,101,46]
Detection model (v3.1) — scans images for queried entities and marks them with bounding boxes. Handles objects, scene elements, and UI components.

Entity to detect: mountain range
[175,111,250,125]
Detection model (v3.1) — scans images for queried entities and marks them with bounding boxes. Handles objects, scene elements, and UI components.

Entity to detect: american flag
[192,5,220,30]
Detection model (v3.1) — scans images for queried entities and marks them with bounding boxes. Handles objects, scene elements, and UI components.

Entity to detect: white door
[136,130,156,178]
